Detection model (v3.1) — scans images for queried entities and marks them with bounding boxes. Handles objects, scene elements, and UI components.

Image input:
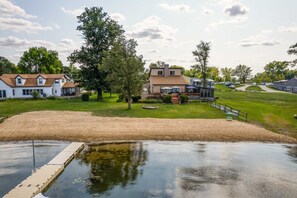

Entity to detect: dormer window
[38,78,43,85]
[17,78,22,85]
[55,80,59,84]
[158,71,163,76]
[170,71,175,75]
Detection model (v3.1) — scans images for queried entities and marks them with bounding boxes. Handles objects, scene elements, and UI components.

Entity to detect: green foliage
[47,96,56,100]
[232,65,252,84]
[31,91,39,100]
[207,67,219,81]
[287,43,297,66]
[149,61,165,68]
[62,64,80,80]
[81,93,90,101]
[184,68,200,78]
[132,96,141,103]
[101,38,145,109]
[0,56,19,75]
[68,7,124,101]
[163,95,172,104]
[192,41,211,88]
[180,94,189,104]
[264,61,289,81]
[18,47,62,74]
[139,99,162,103]
[220,67,233,82]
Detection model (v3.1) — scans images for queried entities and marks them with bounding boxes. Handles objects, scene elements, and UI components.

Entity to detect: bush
[139,99,162,103]
[116,95,124,102]
[81,93,89,101]
[180,94,189,104]
[31,91,39,100]
[47,96,56,100]
[132,96,141,103]
[163,95,172,104]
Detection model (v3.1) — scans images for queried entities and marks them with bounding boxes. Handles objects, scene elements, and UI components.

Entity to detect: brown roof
[150,76,188,85]
[0,74,66,87]
[62,82,76,88]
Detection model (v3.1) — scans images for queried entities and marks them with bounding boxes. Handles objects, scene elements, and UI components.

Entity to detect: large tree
[207,66,219,81]
[264,61,289,81]
[288,43,297,66]
[232,64,252,84]
[62,64,80,80]
[0,56,19,75]
[149,60,166,69]
[192,41,211,88]
[68,7,123,101]
[220,67,233,82]
[101,38,145,109]
[18,47,62,74]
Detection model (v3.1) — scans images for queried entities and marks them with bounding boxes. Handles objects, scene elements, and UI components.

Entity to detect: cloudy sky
[0,0,296,74]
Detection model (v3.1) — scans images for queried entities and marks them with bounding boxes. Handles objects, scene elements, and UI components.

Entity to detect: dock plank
[4,142,84,198]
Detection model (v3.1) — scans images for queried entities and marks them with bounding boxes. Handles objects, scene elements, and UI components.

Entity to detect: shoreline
[0,111,296,143]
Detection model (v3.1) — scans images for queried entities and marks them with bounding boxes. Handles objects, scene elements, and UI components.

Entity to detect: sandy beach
[0,111,296,143]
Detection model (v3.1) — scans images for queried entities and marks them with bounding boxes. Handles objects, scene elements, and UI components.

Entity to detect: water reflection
[77,142,148,194]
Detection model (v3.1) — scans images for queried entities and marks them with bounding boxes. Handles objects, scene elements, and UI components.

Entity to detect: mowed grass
[0,94,225,119]
[214,84,232,91]
[1,92,296,137]
[216,91,297,136]
[246,85,264,91]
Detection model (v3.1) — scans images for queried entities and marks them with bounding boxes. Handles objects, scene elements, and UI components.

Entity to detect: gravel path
[0,111,296,143]
[258,85,289,93]
[236,84,249,91]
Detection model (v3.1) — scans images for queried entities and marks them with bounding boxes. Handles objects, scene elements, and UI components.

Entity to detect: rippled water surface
[44,142,297,198]
[0,141,69,197]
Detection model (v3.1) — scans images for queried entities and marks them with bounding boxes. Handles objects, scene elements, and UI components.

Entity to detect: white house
[0,74,79,99]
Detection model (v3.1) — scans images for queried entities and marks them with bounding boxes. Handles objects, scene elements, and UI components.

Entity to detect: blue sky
[0,0,296,74]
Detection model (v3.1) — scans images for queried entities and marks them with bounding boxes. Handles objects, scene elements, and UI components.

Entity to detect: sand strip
[0,111,296,143]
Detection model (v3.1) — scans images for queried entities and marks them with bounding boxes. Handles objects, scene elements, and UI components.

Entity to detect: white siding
[0,80,13,98]
[14,87,53,98]
[53,79,62,96]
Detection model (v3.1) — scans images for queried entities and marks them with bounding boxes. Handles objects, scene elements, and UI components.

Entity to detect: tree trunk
[97,88,103,101]
[127,97,131,109]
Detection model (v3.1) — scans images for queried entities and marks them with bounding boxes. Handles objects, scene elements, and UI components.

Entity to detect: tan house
[149,64,188,94]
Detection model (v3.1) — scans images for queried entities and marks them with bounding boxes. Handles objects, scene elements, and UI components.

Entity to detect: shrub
[81,93,89,101]
[31,91,39,100]
[116,95,124,102]
[47,96,56,100]
[180,94,189,104]
[132,96,141,103]
[163,95,172,104]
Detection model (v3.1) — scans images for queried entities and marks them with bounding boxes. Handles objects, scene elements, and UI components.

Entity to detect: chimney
[164,64,169,77]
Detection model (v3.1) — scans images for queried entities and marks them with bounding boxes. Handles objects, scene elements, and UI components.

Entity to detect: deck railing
[211,101,248,121]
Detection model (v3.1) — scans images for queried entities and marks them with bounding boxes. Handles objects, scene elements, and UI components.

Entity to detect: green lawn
[214,84,232,91]
[0,94,225,119]
[1,92,296,138]
[216,91,297,137]
[245,85,264,91]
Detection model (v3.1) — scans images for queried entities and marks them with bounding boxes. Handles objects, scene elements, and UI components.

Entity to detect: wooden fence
[211,101,248,121]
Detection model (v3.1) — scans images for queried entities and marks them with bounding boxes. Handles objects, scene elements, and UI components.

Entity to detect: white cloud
[127,16,177,43]
[147,49,158,53]
[60,7,84,17]
[0,17,52,33]
[224,3,249,16]
[278,26,297,33]
[239,35,280,47]
[0,36,55,48]
[202,7,214,16]
[159,2,194,13]
[0,0,37,19]
[110,13,126,22]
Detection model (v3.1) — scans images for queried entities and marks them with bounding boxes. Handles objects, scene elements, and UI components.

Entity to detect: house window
[170,71,175,75]
[62,78,65,83]
[38,78,43,85]
[55,90,57,94]
[13,89,15,96]
[55,80,59,84]
[158,71,163,75]
[17,78,22,84]
[0,90,6,98]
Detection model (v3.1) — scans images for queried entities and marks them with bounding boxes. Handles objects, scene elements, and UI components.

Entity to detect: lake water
[0,141,69,197]
[44,141,297,198]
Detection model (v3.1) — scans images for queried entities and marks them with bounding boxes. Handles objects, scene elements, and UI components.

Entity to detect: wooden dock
[4,142,84,198]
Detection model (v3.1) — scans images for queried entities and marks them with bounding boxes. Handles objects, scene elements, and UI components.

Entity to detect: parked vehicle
[229,85,235,89]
